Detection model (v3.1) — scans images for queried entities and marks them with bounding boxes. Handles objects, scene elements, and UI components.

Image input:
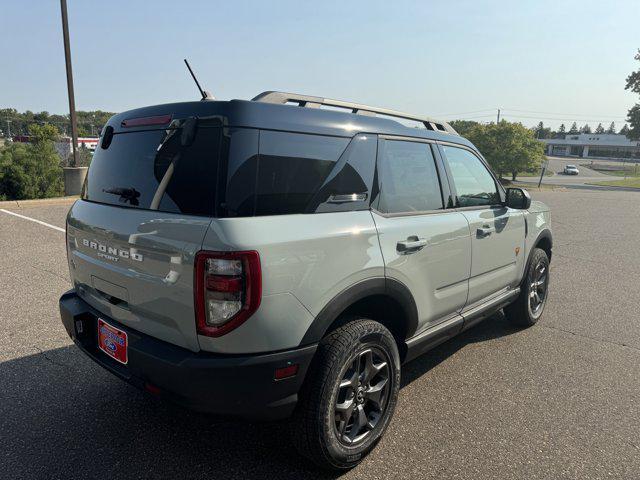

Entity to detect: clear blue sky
[2,0,639,129]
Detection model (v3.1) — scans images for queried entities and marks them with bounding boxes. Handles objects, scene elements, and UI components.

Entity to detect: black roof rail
[252,91,458,135]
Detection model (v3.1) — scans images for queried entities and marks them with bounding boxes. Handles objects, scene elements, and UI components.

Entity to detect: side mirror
[505,187,531,210]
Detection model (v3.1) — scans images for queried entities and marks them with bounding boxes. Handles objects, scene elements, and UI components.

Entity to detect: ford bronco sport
[59,91,552,470]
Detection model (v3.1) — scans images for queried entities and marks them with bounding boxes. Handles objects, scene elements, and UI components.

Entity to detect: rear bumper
[59,290,317,420]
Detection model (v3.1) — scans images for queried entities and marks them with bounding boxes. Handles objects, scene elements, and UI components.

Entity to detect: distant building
[54,136,99,161]
[542,133,640,160]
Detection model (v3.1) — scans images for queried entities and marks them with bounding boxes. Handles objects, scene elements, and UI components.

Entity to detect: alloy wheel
[529,261,548,317]
[332,347,391,445]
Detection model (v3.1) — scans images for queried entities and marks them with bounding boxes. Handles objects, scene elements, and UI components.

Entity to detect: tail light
[194,251,261,337]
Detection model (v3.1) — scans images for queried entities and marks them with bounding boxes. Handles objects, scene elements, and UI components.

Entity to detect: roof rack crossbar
[251,91,458,135]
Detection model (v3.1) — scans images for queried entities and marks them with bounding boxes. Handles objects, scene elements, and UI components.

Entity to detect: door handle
[397,236,428,253]
[476,225,495,238]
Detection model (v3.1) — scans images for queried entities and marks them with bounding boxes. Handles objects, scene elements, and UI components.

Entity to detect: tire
[505,248,550,327]
[292,318,401,470]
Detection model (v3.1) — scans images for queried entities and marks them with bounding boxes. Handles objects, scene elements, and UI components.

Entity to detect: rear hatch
[66,107,227,351]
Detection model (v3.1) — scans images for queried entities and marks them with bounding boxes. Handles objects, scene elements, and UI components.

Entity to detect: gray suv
[59,91,552,470]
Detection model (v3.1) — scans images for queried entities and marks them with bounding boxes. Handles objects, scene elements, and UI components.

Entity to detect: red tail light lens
[194,251,261,337]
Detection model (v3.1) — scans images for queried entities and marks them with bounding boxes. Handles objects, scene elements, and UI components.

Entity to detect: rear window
[85,125,374,218]
[82,127,224,216]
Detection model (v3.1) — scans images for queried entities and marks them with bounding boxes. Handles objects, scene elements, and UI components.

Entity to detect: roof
[105,98,475,150]
[251,91,458,134]
[543,133,640,147]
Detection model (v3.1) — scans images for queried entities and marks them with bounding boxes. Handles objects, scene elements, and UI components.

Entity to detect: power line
[433,108,495,117]
[444,114,497,120]
[499,113,627,123]
[501,107,626,119]
[438,107,628,123]
[443,112,627,124]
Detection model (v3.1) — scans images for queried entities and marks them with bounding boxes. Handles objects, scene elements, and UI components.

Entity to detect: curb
[0,196,79,208]
[584,183,640,191]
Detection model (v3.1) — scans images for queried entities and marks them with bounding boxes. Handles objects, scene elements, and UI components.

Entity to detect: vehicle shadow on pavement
[0,314,516,480]
[401,311,520,388]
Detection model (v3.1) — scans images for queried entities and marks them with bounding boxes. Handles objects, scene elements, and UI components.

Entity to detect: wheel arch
[300,278,419,356]
[530,228,553,263]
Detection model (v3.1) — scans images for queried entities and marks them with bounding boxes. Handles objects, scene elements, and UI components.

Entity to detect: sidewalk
[0,195,78,208]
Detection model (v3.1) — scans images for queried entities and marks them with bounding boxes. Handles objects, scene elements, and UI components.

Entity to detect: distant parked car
[564,165,579,175]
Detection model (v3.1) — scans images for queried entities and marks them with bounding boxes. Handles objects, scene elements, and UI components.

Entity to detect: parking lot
[1,189,639,479]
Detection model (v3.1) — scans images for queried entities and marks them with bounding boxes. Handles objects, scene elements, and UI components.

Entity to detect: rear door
[438,143,525,306]
[66,120,227,351]
[372,137,471,333]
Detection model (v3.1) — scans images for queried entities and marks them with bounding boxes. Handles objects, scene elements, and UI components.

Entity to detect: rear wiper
[102,187,141,205]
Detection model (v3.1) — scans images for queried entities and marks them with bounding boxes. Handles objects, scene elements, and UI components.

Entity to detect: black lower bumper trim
[59,290,317,421]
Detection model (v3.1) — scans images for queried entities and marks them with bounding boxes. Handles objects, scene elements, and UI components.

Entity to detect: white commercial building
[54,136,99,161]
[542,133,640,160]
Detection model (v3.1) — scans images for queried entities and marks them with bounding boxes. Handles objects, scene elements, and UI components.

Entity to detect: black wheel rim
[332,347,391,446]
[529,261,548,317]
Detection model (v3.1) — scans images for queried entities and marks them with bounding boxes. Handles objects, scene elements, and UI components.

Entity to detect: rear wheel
[292,319,400,470]
[505,248,550,327]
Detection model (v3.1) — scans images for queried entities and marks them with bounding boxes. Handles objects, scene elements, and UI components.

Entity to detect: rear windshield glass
[82,127,223,216]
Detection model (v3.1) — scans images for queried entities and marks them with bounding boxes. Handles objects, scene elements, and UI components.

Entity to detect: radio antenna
[184,59,214,100]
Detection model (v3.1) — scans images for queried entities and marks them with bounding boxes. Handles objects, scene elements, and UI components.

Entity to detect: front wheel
[292,319,400,470]
[505,248,550,327]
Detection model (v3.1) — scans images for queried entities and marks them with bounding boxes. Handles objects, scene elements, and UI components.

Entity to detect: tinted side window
[441,145,500,207]
[310,133,377,213]
[220,128,259,217]
[254,131,349,216]
[376,140,443,214]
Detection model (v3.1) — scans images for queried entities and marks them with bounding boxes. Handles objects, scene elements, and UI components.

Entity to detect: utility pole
[5,120,11,138]
[60,0,79,167]
[496,109,501,123]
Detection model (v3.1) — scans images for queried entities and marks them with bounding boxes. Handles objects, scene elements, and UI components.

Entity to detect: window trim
[371,135,448,218]
[436,141,506,211]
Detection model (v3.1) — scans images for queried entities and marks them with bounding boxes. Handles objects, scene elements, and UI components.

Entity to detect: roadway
[1,191,639,479]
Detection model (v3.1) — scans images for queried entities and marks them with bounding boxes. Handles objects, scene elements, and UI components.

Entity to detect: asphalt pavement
[1,190,639,479]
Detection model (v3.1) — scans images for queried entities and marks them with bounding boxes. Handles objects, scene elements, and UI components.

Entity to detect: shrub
[0,124,64,200]
[465,121,546,180]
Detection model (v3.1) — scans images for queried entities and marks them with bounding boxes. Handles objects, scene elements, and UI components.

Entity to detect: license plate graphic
[97,318,128,365]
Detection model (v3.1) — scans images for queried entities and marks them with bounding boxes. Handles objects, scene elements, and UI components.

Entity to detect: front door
[372,137,471,333]
[439,144,525,306]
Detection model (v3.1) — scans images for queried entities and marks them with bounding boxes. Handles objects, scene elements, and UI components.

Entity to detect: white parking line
[0,209,65,233]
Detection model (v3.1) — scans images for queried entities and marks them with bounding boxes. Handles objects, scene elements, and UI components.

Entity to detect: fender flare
[526,228,553,268]
[300,277,419,345]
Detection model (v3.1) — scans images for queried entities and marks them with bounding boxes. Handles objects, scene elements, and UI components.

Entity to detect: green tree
[534,121,552,139]
[625,49,640,140]
[76,143,93,167]
[28,123,59,143]
[0,108,115,137]
[619,124,630,136]
[556,123,566,138]
[606,122,616,134]
[595,123,605,134]
[449,120,479,137]
[568,122,579,134]
[581,124,592,134]
[465,121,545,181]
[0,124,64,200]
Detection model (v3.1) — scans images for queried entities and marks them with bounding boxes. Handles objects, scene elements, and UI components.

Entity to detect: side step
[403,287,520,363]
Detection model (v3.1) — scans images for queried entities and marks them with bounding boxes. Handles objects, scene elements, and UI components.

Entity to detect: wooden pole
[60,0,79,168]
